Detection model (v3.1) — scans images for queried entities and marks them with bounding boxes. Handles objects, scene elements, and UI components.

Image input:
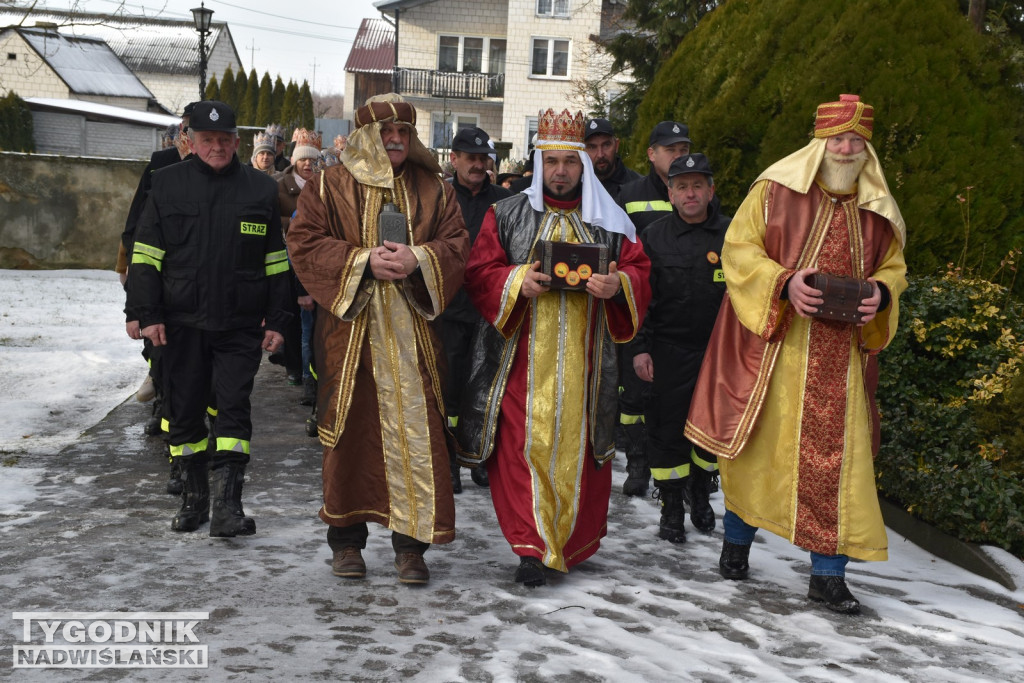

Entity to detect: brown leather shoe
[394,552,429,584]
[332,547,366,578]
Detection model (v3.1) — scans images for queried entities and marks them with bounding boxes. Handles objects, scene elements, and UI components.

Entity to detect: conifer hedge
[0,91,35,153]
[627,0,1024,284]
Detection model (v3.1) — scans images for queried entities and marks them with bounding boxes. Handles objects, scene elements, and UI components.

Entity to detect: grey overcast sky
[36,0,388,93]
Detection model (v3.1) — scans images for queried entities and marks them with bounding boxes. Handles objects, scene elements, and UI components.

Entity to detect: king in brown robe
[287,94,469,583]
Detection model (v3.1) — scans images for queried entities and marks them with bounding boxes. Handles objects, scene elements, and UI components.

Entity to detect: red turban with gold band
[814,94,873,141]
[353,100,416,129]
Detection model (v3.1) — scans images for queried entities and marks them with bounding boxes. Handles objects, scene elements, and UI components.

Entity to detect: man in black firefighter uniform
[614,120,691,496]
[121,101,195,495]
[583,118,641,201]
[127,100,291,537]
[630,154,730,542]
[443,126,512,492]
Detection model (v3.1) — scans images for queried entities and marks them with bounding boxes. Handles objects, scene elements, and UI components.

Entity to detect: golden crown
[291,128,322,149]
[499,157,525,175]
[536,108,585,150]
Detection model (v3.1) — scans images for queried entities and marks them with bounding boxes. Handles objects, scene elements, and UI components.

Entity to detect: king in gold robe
[686,137,907,563]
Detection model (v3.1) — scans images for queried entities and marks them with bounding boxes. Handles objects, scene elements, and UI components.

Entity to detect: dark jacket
[127,154,291,333]
[441,174,512,323]
[122,147,186,252]
[630,202,731,356]
[617,168,675,236]
[598,156,642,201]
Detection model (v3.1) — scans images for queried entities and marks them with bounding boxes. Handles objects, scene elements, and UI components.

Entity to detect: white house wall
[385,0,622,159]
[502,0,604,159]
[0,32,72,100]
[395,0,509,146]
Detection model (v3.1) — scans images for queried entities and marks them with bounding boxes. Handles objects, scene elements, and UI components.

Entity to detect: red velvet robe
[465,195,651,571]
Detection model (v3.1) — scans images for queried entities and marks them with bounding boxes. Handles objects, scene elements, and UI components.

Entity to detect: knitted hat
[290,128,322,162]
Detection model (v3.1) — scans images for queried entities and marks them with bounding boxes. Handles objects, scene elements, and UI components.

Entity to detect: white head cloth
[523,139,636,243]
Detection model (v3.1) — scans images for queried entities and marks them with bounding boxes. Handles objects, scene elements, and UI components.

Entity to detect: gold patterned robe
[287,163,469,544]
[685,167,907,561]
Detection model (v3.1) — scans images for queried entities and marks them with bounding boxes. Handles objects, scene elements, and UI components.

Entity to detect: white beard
[816,152,868,194]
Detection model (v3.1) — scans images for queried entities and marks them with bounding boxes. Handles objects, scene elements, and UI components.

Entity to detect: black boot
[808,575,861,614]
[306,406,319,438]
[514,556,546,587]
[209,463,256,537]
[621,422,649,496]
[299,376,317,406]
[166,457,183,495]
[719,540,750,580]
[170,455,209,532]
[614,422,628,453]
[470,464,489,488]
[450,453,463,494]
[144,396,163,436]
[684,469,716,533]
[654,482,686,543]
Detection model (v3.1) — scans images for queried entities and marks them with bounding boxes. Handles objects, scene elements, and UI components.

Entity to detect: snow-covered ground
[1,269,1023,682]
[0,269,145,459]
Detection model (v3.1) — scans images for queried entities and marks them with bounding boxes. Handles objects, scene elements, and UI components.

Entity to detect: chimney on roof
[33,22,59,32]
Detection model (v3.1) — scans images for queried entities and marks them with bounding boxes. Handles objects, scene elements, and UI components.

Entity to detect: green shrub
[0,91,35,153]
[878,271,1024,556]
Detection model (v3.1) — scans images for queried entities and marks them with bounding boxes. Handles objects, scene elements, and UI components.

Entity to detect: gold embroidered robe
[287,163,469,544]
[686,179,907,561]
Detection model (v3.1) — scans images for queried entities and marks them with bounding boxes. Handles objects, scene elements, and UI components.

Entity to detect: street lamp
[191,2,214,101]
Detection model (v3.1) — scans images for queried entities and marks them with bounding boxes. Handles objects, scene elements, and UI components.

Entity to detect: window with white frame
[438,35,506,74]
[431,111,480,149]
[537,0,570,17]
[488,39,506,74]
[525,116,539,157]
[531,38,569,78]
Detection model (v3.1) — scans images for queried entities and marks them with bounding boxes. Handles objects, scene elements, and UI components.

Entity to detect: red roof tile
[344,18,395,74]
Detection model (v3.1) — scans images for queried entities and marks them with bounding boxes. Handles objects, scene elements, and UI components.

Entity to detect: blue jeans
[722,510,848,577]
[300,308,314,380]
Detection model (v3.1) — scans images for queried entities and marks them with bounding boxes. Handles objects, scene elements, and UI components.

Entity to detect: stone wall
[0,152,145,270]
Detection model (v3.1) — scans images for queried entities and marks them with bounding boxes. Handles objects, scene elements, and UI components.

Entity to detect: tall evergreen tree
[218,66,236,110]
[204,74,220,102]
[237,68,259,125]
[297,80,315,130]
[234,69,248,118]
[271,76,286,124]
[630,0,1024,278]
[602,1,719,138]
[280,80,301,129]
[255,73,274,127]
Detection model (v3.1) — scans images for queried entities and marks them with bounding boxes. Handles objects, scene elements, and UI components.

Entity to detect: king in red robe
[457,109,650,586]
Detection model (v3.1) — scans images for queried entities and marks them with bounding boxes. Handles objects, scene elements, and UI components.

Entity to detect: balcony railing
[394,67,504,100]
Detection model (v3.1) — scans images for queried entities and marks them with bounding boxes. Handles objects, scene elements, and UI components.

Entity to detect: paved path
[2,361,1023,681]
